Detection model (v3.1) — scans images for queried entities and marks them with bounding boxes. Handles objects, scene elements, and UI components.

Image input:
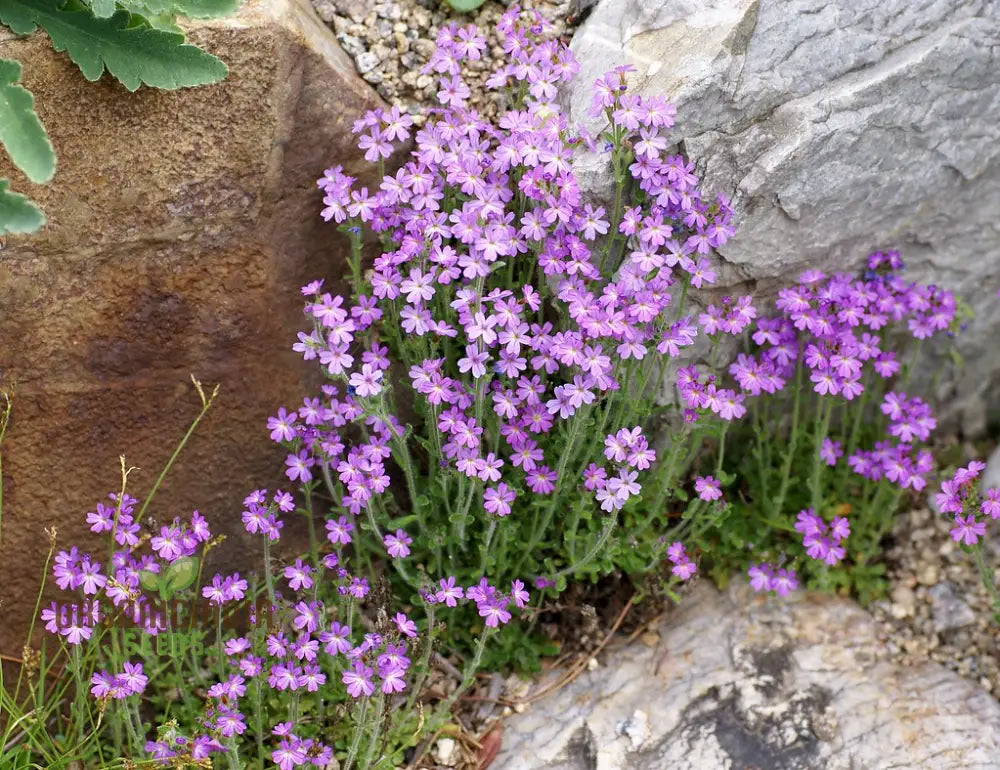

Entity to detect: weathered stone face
[564,0,1000,431]
[497,583,1000,769]
[0,0,383,653]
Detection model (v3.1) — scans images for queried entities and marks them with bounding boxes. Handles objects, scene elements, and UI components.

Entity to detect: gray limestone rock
[563,0,1000,432]
[928,581,978,632]
[496,583,1000,769]
[984,444,1000,492]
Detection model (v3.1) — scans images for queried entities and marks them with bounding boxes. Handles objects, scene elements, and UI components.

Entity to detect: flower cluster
[794,508,850,565]
[845,392,935,490]
[935,461,999,545]
[293,3,733,607]
[589,427,655,512]
[665,541,696,580]
[741,256,952,489]
[32,7,970,769]
[46,496,219,642]
[90,662,148,700]
[747,563,799,597]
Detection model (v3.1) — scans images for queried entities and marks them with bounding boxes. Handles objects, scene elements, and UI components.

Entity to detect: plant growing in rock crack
[0,0,240,234]
[0,4,970,769]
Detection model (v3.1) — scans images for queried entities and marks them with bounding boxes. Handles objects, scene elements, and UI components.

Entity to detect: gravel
[311,0,578,120]
[871,504,1000,694]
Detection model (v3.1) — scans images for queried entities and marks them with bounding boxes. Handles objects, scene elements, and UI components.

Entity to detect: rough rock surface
[0,0,383,653]
[985,444,1000,492]
[497,582,1000,769]
[564,0,1000,431]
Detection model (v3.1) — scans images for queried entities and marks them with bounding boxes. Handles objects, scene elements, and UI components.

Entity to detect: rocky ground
[871,504,1000,694]
[310,0,580,121]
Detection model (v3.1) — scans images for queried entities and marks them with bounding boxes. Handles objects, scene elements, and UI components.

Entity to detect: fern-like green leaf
[0,179,46,234]
[131,10,183,32]
[0,58,56,184]
[120,0,241,18]
[0,0,228,92]
[88,0,117,17]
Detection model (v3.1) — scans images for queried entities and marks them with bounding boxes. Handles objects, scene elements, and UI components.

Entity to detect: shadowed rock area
[0,0,383,654]
[497,583,1000,769]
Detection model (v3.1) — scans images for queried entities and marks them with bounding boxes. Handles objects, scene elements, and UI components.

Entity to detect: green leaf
[387,514,419,529]
[117,0,241,18]
[150,0,242,17]
[0,180,45,232]
[138,568,161,592]
[0,59,56,183]
[139,13,184,33]
[0,0,228,91]
[445,0,487,11]
[162,556,199,594]
[88,0,117,16]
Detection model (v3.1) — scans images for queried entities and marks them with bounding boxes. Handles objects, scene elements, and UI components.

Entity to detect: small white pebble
[433,738,458,767]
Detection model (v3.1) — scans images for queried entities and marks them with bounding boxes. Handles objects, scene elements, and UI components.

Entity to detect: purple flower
[267,407,298,442]
[116,661,148,696]
[348,363,384,398]
[436,576,464,607]
[293,601,320,633]
[207,674,246,699]
[769,568,798,596]
[283,559,314,591]
[381,666,407,694]
[982,489,1000,519]
[272,740,307,770]
[951,514,986,546]
[794,509,824,537]
[820,438,842,467]
[90,671,119,699]
[672,560,697,580]
[384,529,413,559]
[694,476,722,502]
[478,598,512,627]
[325,516,354,545]
[394,612,417,638]
[151,525,185,561]
[86,502,114,534]
[216,707,246,737]
[525,466,557,494]
[510,579,530,608]
[285,450,315,483]
[319,622,352,656]
[747,563,772,592]
[483,483,515,517]
[300,664,326,692]
[342,662,375,698]
[583,463,607,491]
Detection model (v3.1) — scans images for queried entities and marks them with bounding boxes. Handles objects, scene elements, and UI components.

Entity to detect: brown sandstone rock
[0,0,383,653]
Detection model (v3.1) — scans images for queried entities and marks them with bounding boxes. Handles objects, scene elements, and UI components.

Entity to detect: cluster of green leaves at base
[0,0,240,235]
